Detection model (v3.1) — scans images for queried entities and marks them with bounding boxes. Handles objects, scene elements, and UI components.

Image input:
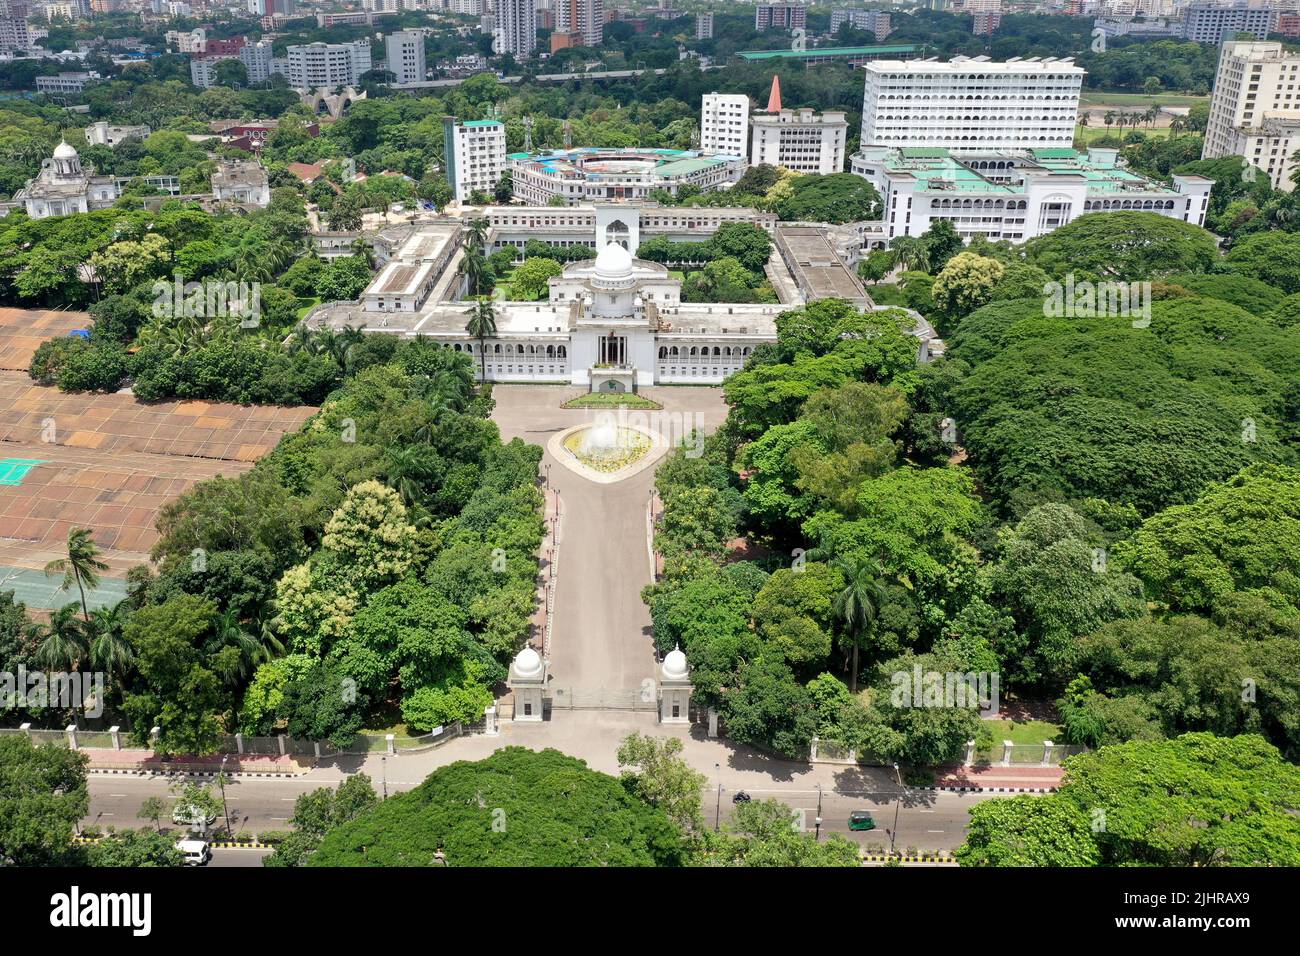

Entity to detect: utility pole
[381,755,388,800]
[218,756,232,837]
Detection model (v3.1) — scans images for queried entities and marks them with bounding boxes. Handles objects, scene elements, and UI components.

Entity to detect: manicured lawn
[974,718,1064,763]
[295,296,320,319]
[561,393,663,410]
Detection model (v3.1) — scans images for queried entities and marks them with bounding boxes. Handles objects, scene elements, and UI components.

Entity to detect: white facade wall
[751,109,847,174]
[700,92,749,158]
[860,59,1084,151]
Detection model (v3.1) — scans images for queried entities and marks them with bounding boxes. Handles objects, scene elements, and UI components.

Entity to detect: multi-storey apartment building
[385,30,426,83]
[494,0,537,59]
[1203,41,1300,192]
[829,9,891,40]
[443,116,508,202]
[751,108,849,175]
[1179,4,1276,44]
[700,92,750,158]
[858,57,1084,151]
[285,41,373,91]
[555,0,603,47]
[755,2,806,31]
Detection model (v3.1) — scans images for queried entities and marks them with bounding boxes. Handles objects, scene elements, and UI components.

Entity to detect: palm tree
[205,609,282,685]
[88,602,134,680]
[465,296,497,383]
[45,528,108,623]
[385,444,441,508]
[889,235,930,274]
[459,245,488,297]
[831,555,890,694]
[30,604,91,671]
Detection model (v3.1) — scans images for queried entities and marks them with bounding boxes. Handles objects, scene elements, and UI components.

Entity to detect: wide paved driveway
[491,385,728,692]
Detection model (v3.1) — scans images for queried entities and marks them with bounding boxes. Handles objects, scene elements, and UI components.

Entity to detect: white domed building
[15,140,119,219]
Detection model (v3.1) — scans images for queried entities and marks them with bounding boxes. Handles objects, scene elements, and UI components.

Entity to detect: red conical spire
[766,74,782,113]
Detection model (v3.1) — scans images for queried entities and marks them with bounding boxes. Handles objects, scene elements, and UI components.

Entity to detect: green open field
[1080,90,1208,109]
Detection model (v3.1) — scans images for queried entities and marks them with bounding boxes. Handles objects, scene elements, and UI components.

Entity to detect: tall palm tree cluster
[26,527,283,712]
[457,218,492,299]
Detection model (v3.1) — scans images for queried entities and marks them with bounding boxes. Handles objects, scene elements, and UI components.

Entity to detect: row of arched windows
[1085,199,1177,211]
[658,345,753,359]
[451,342,569,358]
[929,199,1029,211]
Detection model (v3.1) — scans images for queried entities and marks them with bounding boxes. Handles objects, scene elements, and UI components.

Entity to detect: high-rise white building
[0,0,31,53]
[443,116,507,202]
[859,57,1084,151]
[1203,41,1300,192]
[385,30,426,83]
[494,0,536,59]
[751,108,848,175]
[285,41,373,91]
[700,92,749,158]
[555,0,603,48]
[696,11,713,39]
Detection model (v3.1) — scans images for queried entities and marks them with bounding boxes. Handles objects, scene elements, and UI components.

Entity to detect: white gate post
[277,734,287,756]
[19,722,31,739]
[963,739,976,767]
[1001,740,1014,767]
[150,726,160,748]
[109,725,121,750]
[386,734,395,755]
[1042,740,1054,767]
[235,732,245,755]
[65,724,78,749]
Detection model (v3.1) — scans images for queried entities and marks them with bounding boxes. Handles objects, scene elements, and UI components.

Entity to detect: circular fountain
[549,414,666,483]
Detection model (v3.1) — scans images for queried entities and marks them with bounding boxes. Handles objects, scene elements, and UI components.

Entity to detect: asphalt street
[88,773,996,852]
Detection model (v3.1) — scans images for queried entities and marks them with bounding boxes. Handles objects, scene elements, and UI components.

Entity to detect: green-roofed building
[849,144,1213,244]
[736,44,923,66]
[509,147,743,205]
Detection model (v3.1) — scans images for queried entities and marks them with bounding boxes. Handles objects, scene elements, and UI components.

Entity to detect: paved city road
[209,848,272,867]
[88,774,1000,853]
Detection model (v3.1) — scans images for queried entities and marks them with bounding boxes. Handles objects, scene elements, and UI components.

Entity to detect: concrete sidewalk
[304,710,1065,796]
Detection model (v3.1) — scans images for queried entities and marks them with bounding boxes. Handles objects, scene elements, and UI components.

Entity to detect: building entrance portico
[598,333,627,366]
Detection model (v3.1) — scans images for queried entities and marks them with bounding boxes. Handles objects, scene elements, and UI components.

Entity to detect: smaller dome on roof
[662,645,688,680]
[513,645,543,678]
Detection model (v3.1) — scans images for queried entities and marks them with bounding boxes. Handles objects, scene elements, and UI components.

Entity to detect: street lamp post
[381,755,388,800]
[218,756,232,837]
[714,762,722,831]
[889,763,903,858]
[814,783,823,842]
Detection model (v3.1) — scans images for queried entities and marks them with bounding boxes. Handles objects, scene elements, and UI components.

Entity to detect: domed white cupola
[52,140,83,178]
[659,644,692,724]
[513,645,543,679]
[507,644,547,721]
[662,645,688,680]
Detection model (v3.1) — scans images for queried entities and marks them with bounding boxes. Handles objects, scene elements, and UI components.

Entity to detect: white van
[176,840,211,866]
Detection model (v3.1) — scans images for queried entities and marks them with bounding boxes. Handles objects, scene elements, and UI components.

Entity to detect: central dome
[593,242,633,280]
[53,140,78,159]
